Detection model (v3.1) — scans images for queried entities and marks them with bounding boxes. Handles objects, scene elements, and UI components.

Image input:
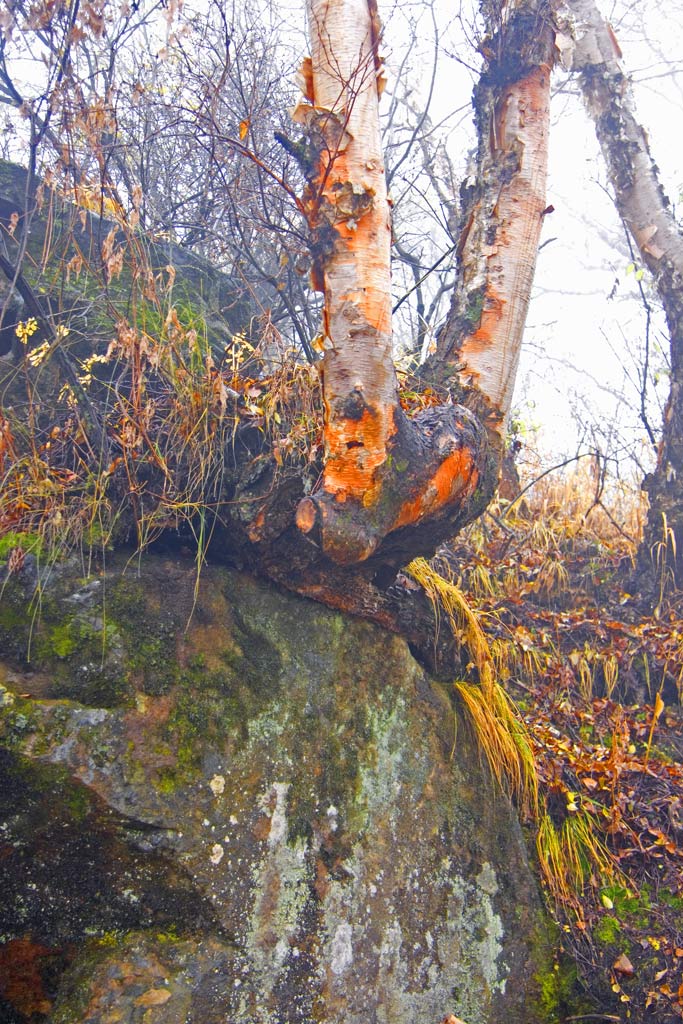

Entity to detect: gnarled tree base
[295,404,490,565]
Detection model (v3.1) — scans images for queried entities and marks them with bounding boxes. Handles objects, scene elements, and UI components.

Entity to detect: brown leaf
[613,953,635,976]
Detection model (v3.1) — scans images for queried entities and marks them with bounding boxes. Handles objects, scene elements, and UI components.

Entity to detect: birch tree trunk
[426,4,554,437]
[561,0,683,592]
[292,0,554,567]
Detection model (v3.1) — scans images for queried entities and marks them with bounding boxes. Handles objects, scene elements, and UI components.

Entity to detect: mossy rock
[0,551,568,1023]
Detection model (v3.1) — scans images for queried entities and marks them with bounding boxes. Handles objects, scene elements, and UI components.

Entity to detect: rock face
[0,552,556,1023]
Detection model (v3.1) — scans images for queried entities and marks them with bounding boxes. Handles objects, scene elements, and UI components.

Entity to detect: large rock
[0,552,558,1023]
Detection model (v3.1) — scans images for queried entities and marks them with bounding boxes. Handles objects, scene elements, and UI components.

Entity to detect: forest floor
[447,461,683,1022]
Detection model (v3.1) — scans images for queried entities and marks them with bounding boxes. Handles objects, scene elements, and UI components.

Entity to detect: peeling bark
[300,0,395,503]
[288,0,495,565]
[562,0,683,588]
[427,3,555,445]
[0,2,556,615]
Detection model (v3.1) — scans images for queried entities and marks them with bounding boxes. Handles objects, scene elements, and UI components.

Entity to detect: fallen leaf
[613,953,635,977]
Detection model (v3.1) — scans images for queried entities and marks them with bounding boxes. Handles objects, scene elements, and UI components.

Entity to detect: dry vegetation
[3,344,682,1018]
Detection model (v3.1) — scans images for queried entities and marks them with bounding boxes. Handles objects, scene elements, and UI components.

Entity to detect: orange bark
[302,0,395,500]
[322,405,397,502]
[289,0,496,564]
[393,448,478,530]
[291,0,551,565]
[456,64,551,431]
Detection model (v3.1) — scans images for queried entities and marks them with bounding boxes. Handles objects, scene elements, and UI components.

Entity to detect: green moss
[155,771,179,795]
[107,576,147,622]
[658,888,683,913]
[106,578,178,695]
[0,699,40,749]
[165,672,246,765]
[19,603,130,706]
[49,620,79,658]
[81,521,114,552]
[0,531,44,560]
[0,581,36,659]
[522,907,597,1024]
[94,930,125,949]
[532,940,593,1023]
[465,288,485,327]
[599,884,652,928]
[592,884,683,942]
[593,914,622,945]
[132,634,177,695]
[62,782,92,823]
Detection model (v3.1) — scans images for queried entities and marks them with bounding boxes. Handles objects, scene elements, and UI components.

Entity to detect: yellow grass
[406,556,537,815]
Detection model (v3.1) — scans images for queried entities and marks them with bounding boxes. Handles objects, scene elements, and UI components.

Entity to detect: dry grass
[509,453,646,555]
[406,556,538,816]
[0,306,324,567]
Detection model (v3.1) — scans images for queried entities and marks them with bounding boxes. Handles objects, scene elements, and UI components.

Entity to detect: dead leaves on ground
[448,501,683,1021]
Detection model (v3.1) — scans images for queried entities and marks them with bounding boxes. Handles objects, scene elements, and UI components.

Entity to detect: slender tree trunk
[562,0,683,592]
[426,2,555,447]
[295,0,398,552]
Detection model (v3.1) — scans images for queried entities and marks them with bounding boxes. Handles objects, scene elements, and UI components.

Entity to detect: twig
[563,1015,621,1022]
[392,243,456,314]
[501,451,597,518]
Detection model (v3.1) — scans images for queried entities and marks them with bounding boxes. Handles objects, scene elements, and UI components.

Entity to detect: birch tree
[0,0,556,630]
[559,0,683,592]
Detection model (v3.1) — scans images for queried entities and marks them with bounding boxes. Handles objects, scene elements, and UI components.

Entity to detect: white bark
[456,65,551,431]
[561,0,683,277]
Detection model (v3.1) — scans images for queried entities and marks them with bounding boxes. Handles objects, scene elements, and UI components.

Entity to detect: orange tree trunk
[292,0,554,566]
